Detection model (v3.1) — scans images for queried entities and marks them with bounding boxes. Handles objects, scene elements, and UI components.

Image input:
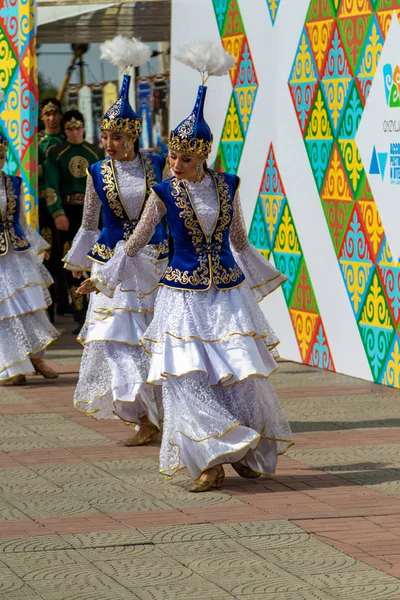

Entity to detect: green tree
[38,71,58,103]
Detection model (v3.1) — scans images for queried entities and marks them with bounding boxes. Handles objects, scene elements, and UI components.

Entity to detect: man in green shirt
[43,109,104,332]
[38,97,68,322]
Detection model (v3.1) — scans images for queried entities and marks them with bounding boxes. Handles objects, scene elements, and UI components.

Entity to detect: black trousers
[58,204,88,324]
[38,196,69,322]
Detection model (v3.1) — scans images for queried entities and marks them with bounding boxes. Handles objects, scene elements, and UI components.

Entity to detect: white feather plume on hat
[175,40,235,84]
[100,35,152,69]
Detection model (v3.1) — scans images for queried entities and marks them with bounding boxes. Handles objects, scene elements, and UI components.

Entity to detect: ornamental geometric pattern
[212,1,335,371]
[0,0,38,228]
[266,0,281,26]
[249,144,335,371]
[288,0,400,387]
[212,0,259,173]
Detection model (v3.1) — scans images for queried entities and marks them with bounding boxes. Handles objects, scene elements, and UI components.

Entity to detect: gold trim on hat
[64,117,84,129]
[168,131,212,159]
[41,101,60,116]
[100,116,142,139]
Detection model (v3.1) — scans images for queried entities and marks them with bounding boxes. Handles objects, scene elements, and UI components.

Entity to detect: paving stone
[255,539,368,575]
[0,536,71,554]
[2,414,113,448]
[6,493,100,519]
[229,574,315,597]
[0,498,30,521]
[34,463,114,484]
[233,589,336,600]
[139,523,229,543]
[215,520,305,538]
[1,550,138,598]
[90,493,171,513]
[92,556,194,587]
[0,567,26,593]
[76,543,161,562]
[0,472,64,497]
[33,592,137,600]
[134,479,241,508]
[237,531,310,551]
[290,445,400,495]
[0,587,45,600]
[133,580,234,599]
[187,553,295,592]
[274,371,367,388]
[157,537,246,565]
[94,458,160,474]
[305,570,400,599]
[95,459,240,508]
[0,389,31,405]
[62,529,149,548]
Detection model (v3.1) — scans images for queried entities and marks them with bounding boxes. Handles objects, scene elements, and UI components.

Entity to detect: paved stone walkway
[1,318,400,598]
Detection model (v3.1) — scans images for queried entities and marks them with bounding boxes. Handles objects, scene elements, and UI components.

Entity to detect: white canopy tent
[37,0,170,44]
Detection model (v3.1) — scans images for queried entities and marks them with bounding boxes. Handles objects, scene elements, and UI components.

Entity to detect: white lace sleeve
[124,192,166,257]
[19,187,50,256]
[230,192,287,302]
[230,191,250,252]
[90,192,166,298]
[63,174,101,271]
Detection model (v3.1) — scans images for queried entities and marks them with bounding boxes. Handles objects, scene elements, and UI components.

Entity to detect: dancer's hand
[76,279,98,295]
[55,215,69,231]
[72,270,83,279]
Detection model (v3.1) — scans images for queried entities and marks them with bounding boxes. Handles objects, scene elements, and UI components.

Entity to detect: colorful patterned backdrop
[0,0,38,228]
[288,0,400,386]
[212,0,336,371]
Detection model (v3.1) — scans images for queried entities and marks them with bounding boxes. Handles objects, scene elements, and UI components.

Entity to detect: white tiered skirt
[0,247,58,381]
[73,247,165,428]
[143,280,293,478]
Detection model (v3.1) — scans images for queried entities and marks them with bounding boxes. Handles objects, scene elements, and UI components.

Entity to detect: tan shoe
[232,462,261,479]
[190,465,225,493]
[125,423,158,447]
[31,358,59,379]
[0,374,27,386]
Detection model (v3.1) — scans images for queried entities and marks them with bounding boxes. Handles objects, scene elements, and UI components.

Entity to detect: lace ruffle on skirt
[75,268,160,425]
[0,310,59,380]
[142,284,279,356]
[0,248,52,305]
[160,372,293,478]
[73,341,160,427]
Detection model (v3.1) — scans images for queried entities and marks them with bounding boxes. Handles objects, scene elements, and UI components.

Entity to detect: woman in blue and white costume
[0,126,59,385]
[79,42,293,491]
[64,37,169,444]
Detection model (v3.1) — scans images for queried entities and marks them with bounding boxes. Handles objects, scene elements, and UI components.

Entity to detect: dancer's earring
[124,139,131,157]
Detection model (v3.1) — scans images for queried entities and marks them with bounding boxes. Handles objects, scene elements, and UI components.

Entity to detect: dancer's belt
[64,193,85,205]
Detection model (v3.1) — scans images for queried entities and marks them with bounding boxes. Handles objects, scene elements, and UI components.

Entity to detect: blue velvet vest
[153,170,245,291]
[0,175,30,257]
[87,153,168,264]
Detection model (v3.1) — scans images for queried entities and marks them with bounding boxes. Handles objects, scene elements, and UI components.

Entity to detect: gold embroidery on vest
[163,178,209,287]
[5,177,29,250]
[91,242,114,261]
[163,173,243,288]
[100,160,125,220]
[142,154,157,191]
[212,173,243,287]
[152,238,169,258]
